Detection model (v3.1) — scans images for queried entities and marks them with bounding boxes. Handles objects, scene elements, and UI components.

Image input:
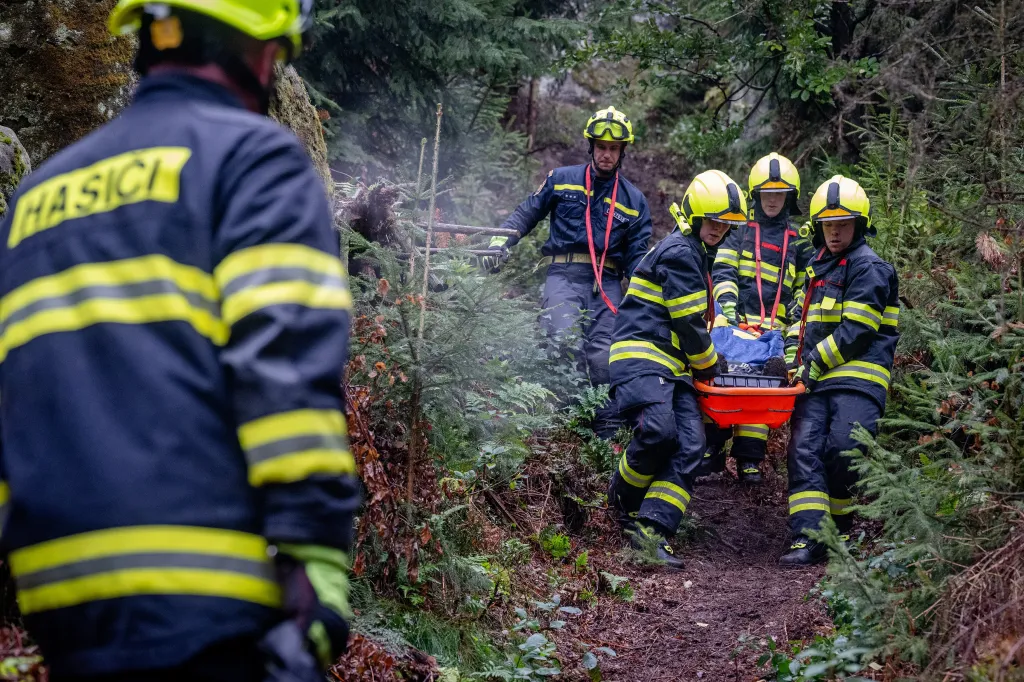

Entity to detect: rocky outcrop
[0,0,136,165]
[269,63,333,195]
[0,126,32,219]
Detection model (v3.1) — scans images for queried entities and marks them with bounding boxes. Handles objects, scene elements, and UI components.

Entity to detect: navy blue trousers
[541,263,623,437]
[607,375,705,535]
[786,389,882,537]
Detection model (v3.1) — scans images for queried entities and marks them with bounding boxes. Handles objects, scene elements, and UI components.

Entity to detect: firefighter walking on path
[0,1,360,679]
[705,153,813,483]
[483,107,653,438]
[606,170,749,569]
[781,176,900,566]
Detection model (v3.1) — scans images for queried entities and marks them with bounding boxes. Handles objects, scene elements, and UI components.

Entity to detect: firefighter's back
[0,74,320,675]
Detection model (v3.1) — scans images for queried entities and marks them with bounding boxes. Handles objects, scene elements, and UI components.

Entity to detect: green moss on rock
[0,125,32,219]
[0,0,135,165]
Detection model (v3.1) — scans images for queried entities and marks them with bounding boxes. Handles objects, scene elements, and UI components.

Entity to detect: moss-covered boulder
[0,126,32,219]
[269,63,332,195]
[0,0,135,165]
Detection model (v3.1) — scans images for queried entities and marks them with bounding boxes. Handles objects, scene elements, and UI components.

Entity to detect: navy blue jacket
[800,238,900,407]
[609,228,718,387]
[502,164,652,276]
[0,74,360,675]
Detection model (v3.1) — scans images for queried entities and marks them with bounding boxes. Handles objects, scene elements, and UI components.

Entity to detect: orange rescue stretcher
[693,375,805,429]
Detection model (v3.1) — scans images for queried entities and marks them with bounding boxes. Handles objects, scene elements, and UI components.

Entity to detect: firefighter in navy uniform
[606,171,748,569]
[706,153,811,483]
[780,176,900,567]
[0,1,360,680]
[483,107,653,438]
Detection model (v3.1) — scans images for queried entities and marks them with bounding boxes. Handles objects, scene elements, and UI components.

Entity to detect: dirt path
[558,462,830,681]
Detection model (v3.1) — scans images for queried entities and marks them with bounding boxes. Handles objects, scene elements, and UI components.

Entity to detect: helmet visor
[588,120,630,141]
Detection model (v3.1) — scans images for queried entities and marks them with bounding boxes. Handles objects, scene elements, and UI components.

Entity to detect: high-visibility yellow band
[716,249,739,267]
[609,350,689,376]
[239,409,355,485]
[735,424,769,440]
[789,490,828,503]
[686,343,718,370]
[0,256,226,361]
[618,456,654,489]
[646,481,690,513]
[881,306,900,327]
[215,243,346,290]
[790,502,830,514]
[819,360,891,388]
[553,184,588,193]
[830,497,853,515]
[713,281,739,299]
[10,525,272,576]
[604,197,639,217]
[17,568,280,614]
[630,277,663,293]
[816,336,845,369]
[0,482,9,506]
[222,281,351,327]
[248,449,356,486]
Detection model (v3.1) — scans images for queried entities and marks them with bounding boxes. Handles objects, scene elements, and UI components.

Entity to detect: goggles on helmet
[587,120,630,142]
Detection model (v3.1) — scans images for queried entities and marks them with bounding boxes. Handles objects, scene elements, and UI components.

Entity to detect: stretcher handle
[694,380,806,396]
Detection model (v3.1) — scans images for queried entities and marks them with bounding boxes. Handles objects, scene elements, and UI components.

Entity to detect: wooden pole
[408,104,444,504]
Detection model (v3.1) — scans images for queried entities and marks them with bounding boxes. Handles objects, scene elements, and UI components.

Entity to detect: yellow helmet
[670,170,748,235]
[809,175,872,232]
[748,152,801,215]
[583,106,635,144]
[109,0,313,60]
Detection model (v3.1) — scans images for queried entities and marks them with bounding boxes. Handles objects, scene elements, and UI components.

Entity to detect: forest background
[0,0,1022,680]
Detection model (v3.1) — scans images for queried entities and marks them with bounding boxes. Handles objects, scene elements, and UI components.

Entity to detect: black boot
[779,537,827,567]
[737,459,763,484]
[630,524,685,570]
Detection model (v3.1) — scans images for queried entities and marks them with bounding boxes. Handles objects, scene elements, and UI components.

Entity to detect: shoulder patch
[534,170,554,196]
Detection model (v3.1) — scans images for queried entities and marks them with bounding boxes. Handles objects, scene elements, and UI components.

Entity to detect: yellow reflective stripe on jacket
[815,336,845,369]
[830,497,853,515]
[665,291,707,319]
[842,301,882,331]
[604,197,639,217]
[626,277,665,305]
[716,249,739,268]
[553,184,588,194]
[9,147,192,250]
[882,306,900,327]
[9,525,281,614]
[735,424,769,441]
[807,304,842,324]
[819,360,891,388]
[789,490,829,514]
[739,261,780,284]
[215,244,351,327]
[713,281,739,299]
[686,343,718,370]
[0,481,9,534]
[0,255,226,362]
[609,341,688,376]
[618,455,654,489]
[645,480,690,513]
[238,409,355,486]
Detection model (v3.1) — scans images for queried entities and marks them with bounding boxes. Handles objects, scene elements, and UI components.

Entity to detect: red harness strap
[795,247,828,365]
[584,167,620,314]
[705,274,715,331]
[752,223,791,329]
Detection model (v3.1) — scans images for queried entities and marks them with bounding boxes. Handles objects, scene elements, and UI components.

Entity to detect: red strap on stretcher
[752,222,791,329]
[584,167,619,314]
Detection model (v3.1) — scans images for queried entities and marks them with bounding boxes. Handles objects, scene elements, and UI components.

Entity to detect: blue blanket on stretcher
[710,326,785,368]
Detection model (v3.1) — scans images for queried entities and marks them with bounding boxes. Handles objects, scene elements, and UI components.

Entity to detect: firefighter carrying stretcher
[482,107,653,438]
[705,153,814,483]
[781,175,900,567]
[606,170,748,570]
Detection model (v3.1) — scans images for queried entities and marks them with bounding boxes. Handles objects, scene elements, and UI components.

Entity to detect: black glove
[693,355,724,384]
[274,545,351,668]
[480,236,511,273]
